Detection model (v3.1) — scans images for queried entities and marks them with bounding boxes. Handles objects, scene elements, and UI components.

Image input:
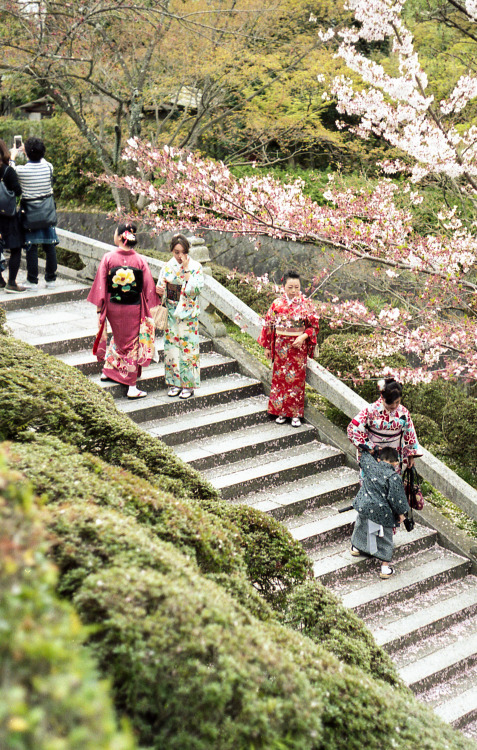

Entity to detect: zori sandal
[179,388,194,399]
[380,565,394,579]
[167,387,182,397]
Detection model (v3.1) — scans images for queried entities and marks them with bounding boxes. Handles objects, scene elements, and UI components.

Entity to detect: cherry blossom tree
[99,138,477,382]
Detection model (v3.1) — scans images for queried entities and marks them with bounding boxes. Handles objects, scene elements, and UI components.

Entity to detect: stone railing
[57,227,477,522]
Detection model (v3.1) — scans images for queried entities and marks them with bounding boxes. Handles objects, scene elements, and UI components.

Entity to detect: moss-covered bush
[74,565,475,750]
[211,264,277,315]
[442,398,477,471]
[0,335,218,501]
[0,459,136,750]
[283,580,405,690]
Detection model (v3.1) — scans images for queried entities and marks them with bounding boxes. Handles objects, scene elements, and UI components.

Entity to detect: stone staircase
[4,277,477,741]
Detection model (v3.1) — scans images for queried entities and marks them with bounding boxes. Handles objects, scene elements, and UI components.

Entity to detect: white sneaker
[291,417,301,427]
[275,416,287,424]
[23,281,38,292]
[45,281,56,289]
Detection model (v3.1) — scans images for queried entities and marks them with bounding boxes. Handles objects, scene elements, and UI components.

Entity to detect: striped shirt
[12,159,54,199]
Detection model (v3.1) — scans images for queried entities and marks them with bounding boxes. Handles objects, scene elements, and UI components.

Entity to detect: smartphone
[14,135,22,149]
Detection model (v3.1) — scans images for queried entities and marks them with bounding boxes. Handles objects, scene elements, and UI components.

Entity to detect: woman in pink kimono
[347,378,422,469]
[258,271,320,427]
[88,223,159,399]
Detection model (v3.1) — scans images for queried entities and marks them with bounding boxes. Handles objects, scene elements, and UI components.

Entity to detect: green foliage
[9,434,245,590]
[442,398,477,471]
[211,263,277,315]
[0,335,218,501]
[201,498,312,607]
[0,115,115,209]
[0,457,136,750]
[283,580,406,690]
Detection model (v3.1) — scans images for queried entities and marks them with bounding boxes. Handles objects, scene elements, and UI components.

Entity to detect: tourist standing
[258,271,320,427]
[0,139,24,293]
[156,234,204,399]
[10,137,58,291]
[87,223,159,399]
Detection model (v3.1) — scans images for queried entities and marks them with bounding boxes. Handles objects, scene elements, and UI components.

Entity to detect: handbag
[151,304,168,331]
[20,164,57,230]
[0,167,17,217]
[403,465,424,511]
[21,193,57,230]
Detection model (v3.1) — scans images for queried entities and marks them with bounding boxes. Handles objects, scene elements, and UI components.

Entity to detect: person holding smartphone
[10,136,58,291]
[0,138,25,293]
[156,234,204,399]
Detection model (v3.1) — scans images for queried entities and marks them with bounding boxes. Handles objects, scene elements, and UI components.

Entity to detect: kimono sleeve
[401,408,423,460]
[347,407,373,450]
[386,473,410,518]
[183,262,204,296]
[257,300,278,349]
[87,254,109,309]
[304,302,320,346]
[141,258,160,310]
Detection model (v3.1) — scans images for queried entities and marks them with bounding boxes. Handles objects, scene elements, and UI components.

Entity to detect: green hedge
[0,458,136,750]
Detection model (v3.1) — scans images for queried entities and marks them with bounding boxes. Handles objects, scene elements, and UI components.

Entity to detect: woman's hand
[181,254,190,271]
[398,514,406,523]
[156,284,165,296]
[264,348,272,360]
[292,333,308,348]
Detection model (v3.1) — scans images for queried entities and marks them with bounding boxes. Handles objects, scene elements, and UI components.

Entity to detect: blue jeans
[26,243,57,284]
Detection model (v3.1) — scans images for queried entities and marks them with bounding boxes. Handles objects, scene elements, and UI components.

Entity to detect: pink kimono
[88,248,159,386]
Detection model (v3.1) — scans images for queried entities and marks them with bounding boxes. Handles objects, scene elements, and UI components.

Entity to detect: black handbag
[0,167,17,217]
[20,193,57,230]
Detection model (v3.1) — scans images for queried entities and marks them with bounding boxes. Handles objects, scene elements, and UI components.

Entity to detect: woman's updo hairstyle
[117,222,137,247]
[283,270,300,284]
[377,377,403,404]
[170,234,190,254]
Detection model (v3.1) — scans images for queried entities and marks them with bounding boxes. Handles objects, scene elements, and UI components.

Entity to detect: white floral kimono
[157,256,204,389]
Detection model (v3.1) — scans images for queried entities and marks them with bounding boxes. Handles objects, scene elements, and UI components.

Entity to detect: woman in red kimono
[258,271,320,427]
[87,222,159,399]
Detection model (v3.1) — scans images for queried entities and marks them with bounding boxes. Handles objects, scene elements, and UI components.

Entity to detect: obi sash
[166,281,182,303]
[107,265,143,305]
[366,424,403,452]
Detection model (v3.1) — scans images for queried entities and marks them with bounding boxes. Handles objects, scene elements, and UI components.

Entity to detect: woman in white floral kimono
[156,235,204,399]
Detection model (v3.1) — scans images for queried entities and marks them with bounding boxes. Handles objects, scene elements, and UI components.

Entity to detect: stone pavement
[4,274,477,741]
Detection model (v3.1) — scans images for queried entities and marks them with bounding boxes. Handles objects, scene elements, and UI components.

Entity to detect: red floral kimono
[258,294,320,418]
[87,248,159,386]
[348,398,422,468]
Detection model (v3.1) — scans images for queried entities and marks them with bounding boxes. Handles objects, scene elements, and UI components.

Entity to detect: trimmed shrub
[283,580,406,691]
[8,434,244,580]
[74,565,475,750]
[0,335,218,502]
[211,264,277,315]
[201,498,312,607]
[0,459,136,750]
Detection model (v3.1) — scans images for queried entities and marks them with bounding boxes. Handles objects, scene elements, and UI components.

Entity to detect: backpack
[0,166,17,217]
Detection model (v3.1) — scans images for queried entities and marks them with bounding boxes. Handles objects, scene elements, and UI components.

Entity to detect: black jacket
[0,163,23,249]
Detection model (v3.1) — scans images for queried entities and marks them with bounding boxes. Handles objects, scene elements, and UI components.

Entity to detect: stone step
[399,628,477,694]
[91,352,238,397]
[287,508,357,552]
[336,547,470,619]
[231,466,360,521]
[57,335,214,373]
[141,395,270,446]
[202,441,344,499]
[1,282,89,311]
[312,525,437,587]
[116,373,263,424]
[175,420,316,471]
[434,682,477,729]
[372,579,477,655]
[5,297,97,351]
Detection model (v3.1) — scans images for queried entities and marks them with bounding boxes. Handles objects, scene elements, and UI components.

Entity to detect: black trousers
[26,243,57,284]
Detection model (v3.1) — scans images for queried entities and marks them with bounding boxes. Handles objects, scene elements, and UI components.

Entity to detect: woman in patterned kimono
[156,234,204,399]
[88,222,159,399]
[347,378,422,469]
[258,271,320,427]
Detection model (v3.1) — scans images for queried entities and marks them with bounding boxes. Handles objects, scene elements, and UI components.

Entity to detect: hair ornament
[377,379,386,391]
[122,229,136,242]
